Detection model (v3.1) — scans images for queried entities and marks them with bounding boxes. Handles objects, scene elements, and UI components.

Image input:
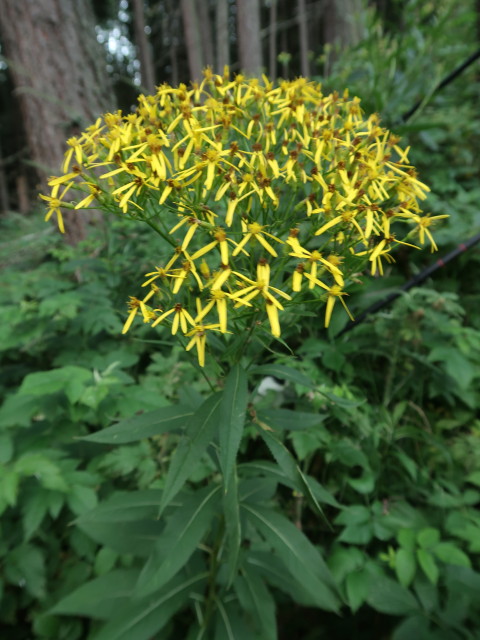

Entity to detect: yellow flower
[232,222,283,258]
[325,286,354,327]
[185,323,224,367]
[151,303,195,334]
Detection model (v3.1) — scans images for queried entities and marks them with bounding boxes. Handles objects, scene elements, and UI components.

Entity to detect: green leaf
[223,469,242,587]
[51,569,138,620]
[219,364,248,478]
[256,425,331,527]
[159,393,222,513]
[256,408,326,431]
[136,485,220,597]
[328,546,364,583]
[397,528,416,552]
[346,569,371,612]
[251,364,314,389]
[234,565,277,640]
[91,572,208,640]
[367,575,419,615]
[94,548,118,576]
[18,366,92,402]
[0,434,13,464]
[417,549,439,585]
[239,460,339,507]
[82,404,194,444]
[4,544,46,599]
[242,503,340,612]
[417,528,440,549]
[433,542,471,567]
[76,490,164,556]
[22,491,49,540]
[395,548,416,587]
[214,600,260,640]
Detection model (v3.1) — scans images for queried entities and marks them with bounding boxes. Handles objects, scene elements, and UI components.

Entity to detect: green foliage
[2,1,480,637]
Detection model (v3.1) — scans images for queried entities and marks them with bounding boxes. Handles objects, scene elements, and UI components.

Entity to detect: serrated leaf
[91,571,208,640]
[433,542,471,567]
[136,485,219,597]
[417,527,440,549]
[242,503,340,612]
[367,575,419,615]
[234,566,277,640]
[82,404,193,444]
[18,366,92,400]
[417,549,439,585]
[346,569,371,612]
[22,492,49,540]
[256,425,331,528]
[396,548,416,587]
[219,364,248,479]
[51,569,138,619]
[159,394,222,513]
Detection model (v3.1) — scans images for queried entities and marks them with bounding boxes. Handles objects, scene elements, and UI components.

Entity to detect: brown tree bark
[181,0,205,83]
[268,0,278,80]
[298,0,310,77]
[215,0,230,72]
[0,0,114,242]
[236,0,263,76]
[197,0,214,69]
[132,0,156,93]
[323,0,363,54]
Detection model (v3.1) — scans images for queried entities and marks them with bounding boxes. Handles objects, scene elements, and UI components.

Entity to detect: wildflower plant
[43,68,443,369]
[43,69,444,638]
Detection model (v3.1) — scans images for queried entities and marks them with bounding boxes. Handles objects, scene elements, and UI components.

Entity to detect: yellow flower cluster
[43,68,444,366]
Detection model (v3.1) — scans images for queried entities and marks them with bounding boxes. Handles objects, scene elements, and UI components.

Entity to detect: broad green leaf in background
[213,599,262,640]
[90,571,208,640]
[81,404,194,444]
[256,425,331,527]
[396,548,417,587]
[51,569,139,620]
[417,549,439,585]
[242,503,341,612]
[433,542,471,567]
[18,366,92,404]
[219,364,248,478]
[135,485,220,597]
[159,393,222,513]
[346,569,371,612]
[367,575,420,615]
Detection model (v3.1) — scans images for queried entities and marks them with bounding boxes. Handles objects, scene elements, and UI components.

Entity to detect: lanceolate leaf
[51,569,139,620]
[76,490,164,556]
[256,426,332,528]
[242,503,341,612]
[239,460,339,507]
[135,485,220,598]
[223,469,242,587]
[81,405,194,444]
[91,571,208,640]
[219,364,248,478]
[159,393,222,513]
[251,364,314,389]
[234,565,277,640]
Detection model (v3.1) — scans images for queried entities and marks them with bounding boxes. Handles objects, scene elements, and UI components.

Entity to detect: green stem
[143,216,177,247]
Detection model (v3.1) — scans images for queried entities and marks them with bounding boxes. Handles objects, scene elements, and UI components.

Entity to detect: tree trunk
[324,0,363,53]
[197,0,214,69]
[269,0,278,80]
[0,0,114,242]
[298,0,310,77]
[215,0,230,72]
[132,0,156,93]
[181,0,205,83]
[236,0,263,76]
